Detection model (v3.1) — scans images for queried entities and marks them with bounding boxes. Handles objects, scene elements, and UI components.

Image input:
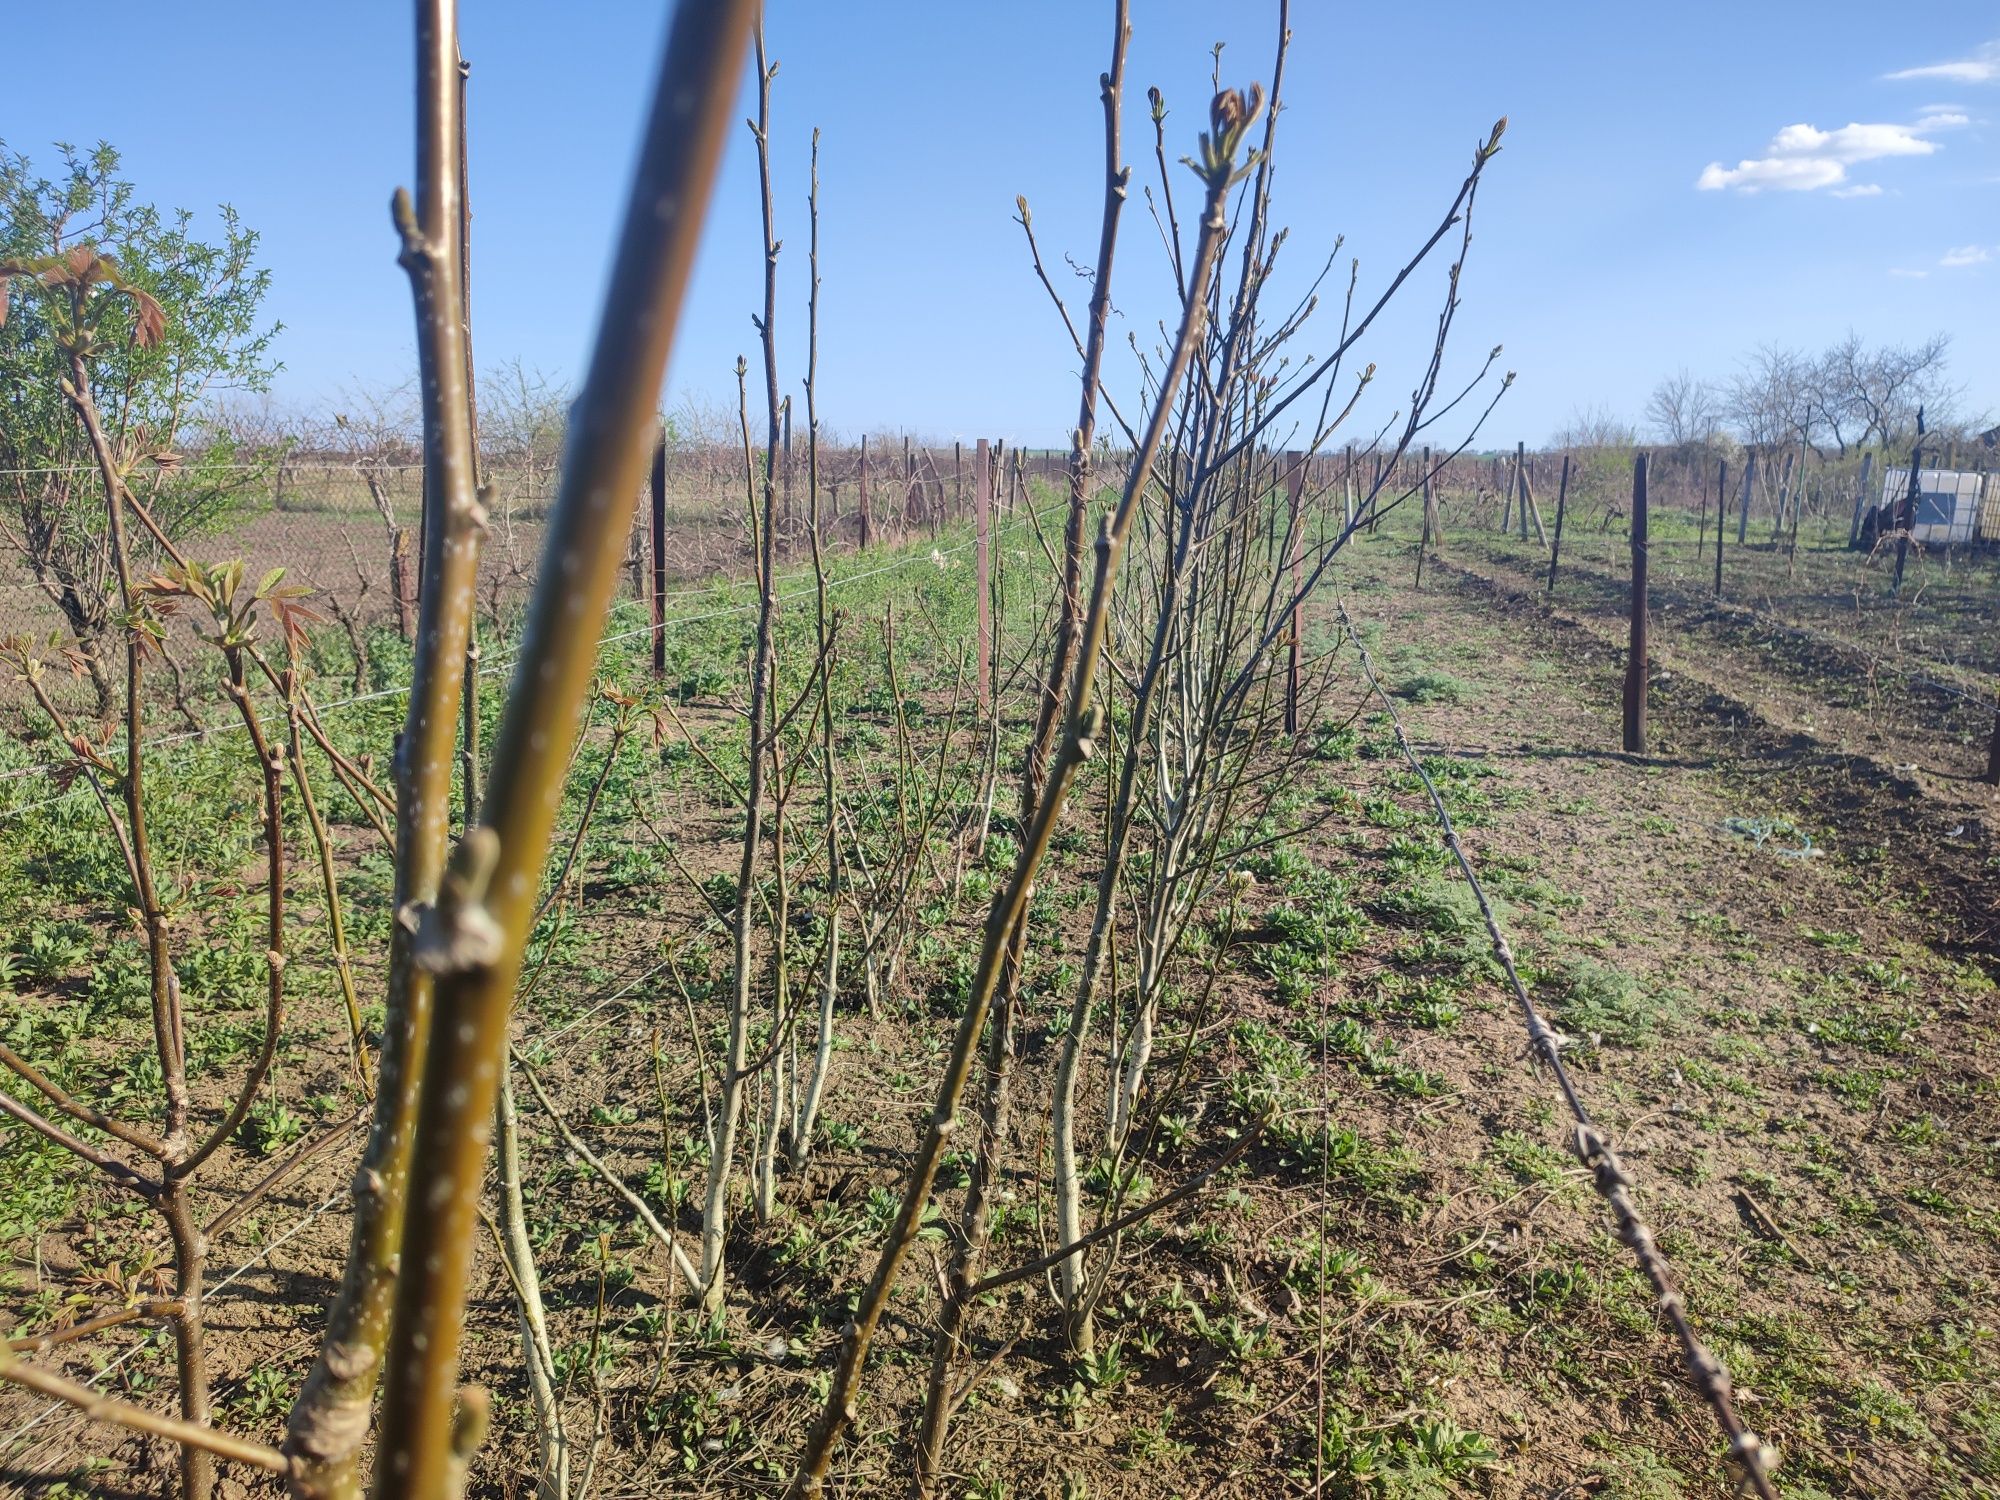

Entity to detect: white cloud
[1769,122,1937,160]
[1886,40,2000,84]
[1830,183,1885,198]
[1940,244,1993,267]
[1698,114,1953,193]
[1698,157,1845,192]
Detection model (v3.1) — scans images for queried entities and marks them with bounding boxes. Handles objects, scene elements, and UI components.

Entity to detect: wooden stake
[1521,460,1548,547]
[390,527,415,640]
[1623,452,1649,755]
[1848,450,1874,550]
[1769,449,1794,543]
[1696,456,1709,562]
[1420,444,1439,545]
[1515,442,1534,541]
[1735,449,1756,544]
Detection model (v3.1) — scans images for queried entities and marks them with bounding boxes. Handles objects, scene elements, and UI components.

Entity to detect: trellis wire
[0,1185,347,1471]
[1336,596,1781,1500]
[1706,594,1994,710]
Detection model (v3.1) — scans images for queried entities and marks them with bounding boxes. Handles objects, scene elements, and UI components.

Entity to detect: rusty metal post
[1546,454,1571,595]
[1623,452,1649,755]
[858,435,873,550]
[1285,454,1305,731]
[650,426,668,676]
[975,437,992,717]
[1713,458,1727,598]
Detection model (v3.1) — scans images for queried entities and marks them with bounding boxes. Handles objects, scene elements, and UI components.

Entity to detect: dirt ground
[3,517,1996,1498]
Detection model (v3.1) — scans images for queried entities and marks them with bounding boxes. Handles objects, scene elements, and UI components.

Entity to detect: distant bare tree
[1725,343,1819,452]
[480,358,569,499]
[207,391,301,464]
[321,384,421,636]
[1644,368,1720,447]
[1552,403,1636,450]
[1820,331,1954,452]
[1708,335,1956,457]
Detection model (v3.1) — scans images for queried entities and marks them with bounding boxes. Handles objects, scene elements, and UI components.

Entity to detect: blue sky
[6,3,1997,448]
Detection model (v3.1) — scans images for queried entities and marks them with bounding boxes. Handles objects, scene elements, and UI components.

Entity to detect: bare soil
[4,521,1996,1499]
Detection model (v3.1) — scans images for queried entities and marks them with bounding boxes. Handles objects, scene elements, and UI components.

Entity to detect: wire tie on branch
[412,826,504,974]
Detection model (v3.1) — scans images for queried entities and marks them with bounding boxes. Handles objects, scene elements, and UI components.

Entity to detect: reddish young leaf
[130,290,167,349]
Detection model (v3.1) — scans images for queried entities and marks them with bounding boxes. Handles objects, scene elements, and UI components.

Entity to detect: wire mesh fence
[1434,444,2000,697]
[0,442,1077,725]
[0,476,1072,825]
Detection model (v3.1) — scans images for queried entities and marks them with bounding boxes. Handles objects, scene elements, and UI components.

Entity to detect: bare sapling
[790,126,845,1169]
[745,26,800,1231]
[911,5,1130,1483]
[785,78,1261,1500]
[455,42,486,834]
[836,603,978,1019]
[281,2,487,1491]
[689,27,798,1300]
[492,1064,569,1499]
[364,2,752,1492]
[1042,41,1511,1356]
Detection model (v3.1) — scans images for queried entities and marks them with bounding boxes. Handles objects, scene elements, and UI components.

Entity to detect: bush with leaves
[0,141,278,716]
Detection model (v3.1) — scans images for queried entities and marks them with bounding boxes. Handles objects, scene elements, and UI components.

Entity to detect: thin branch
[0,1344,288,1476]
[512,1049,702,1291]
[0,1043,167,1158]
